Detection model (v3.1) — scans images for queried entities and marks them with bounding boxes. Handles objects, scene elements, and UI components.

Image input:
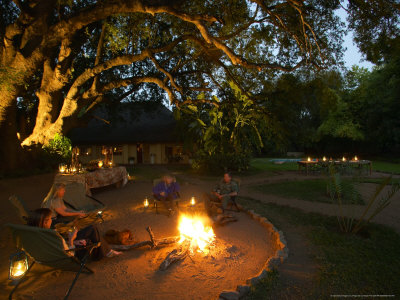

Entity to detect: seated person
[42,183,87,225]
[28,208,121,259]
[205,172,238,214]
[152,175,180,215]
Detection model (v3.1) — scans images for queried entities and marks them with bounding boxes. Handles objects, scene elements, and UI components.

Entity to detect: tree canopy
[0,0,399,173]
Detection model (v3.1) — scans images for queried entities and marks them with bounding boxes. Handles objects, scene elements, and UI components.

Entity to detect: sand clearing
[0,173,275,300]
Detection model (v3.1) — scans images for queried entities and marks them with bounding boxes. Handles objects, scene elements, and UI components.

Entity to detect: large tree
[0,0,345,172]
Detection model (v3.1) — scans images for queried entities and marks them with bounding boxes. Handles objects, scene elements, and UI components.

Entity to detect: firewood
[111,236,179,251]
[159,241,190,271]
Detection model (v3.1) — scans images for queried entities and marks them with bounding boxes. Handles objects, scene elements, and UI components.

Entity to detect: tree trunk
[0,89,24,173]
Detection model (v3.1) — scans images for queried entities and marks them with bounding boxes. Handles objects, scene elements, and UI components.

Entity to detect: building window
[80,147,92,156]
[113,146,123,155]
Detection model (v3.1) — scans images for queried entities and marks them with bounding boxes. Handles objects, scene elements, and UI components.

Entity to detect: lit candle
[108,161,113,167]
[98,161,103,168]
[323,156,327,162]
[307,157,311,162]
[354,156,358,161]
[190,196,196,206]
[342,156,346,162]
[71,167,77,173]
[144,198,149,208]
[59,164,66,173]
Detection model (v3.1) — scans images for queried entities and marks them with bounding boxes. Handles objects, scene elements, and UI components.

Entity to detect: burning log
[110,226,179,251]
[159,241,190,271]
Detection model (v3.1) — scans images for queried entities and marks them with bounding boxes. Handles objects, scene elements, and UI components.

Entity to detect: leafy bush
[191,149,252,173]
[42,134,72,165]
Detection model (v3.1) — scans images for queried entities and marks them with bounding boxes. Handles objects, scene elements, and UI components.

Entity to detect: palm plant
[328,166,399,234]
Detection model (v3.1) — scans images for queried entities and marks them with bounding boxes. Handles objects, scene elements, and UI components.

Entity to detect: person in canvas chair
[152,175,180,216]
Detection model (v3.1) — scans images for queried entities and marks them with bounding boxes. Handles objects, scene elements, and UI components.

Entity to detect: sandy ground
[0,172,275,300]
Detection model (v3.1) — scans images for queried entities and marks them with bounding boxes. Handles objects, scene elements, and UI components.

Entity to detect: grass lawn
[239,197,400,299]
[248,158,299,174]
[372,161,400,174]
[253,179,364,205]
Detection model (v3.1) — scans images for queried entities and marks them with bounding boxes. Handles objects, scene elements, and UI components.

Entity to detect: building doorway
[136,144,143,163]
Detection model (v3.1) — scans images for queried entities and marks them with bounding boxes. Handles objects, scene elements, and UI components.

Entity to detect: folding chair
[152,178,180,214]
[8,196,30,223]
[6,223,100,300]
[43,181,105,213]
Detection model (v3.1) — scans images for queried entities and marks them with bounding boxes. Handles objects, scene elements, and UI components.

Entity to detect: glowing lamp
[98,161,103,168]
[108,161,113,167]
[342,156,346,162]
[59,164,66,173]
[307,157,311,162]
[144,198,149,208]
[190,196,196,206]
[9,251,28,281]
[71,167,77,174]
[323,156,327,162]
[354,156,358,161]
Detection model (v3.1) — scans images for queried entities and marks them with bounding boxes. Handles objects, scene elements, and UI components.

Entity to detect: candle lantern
[58,163,66,173]
[98,160,103,168]
[307,157,311,162]
[144,197,149,209]
[9,251,28,281]
[342,156,346,162]
[354,156,358,161]
[190,196,196,207]
[323,156,327,162]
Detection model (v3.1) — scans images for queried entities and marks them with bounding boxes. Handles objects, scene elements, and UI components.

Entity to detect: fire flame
[178,214,215,254]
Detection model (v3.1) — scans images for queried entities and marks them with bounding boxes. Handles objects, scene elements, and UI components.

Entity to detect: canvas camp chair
[43,181,105,213]
[8,195,30,223]
[152,178,180,214]
[5,223,100,300]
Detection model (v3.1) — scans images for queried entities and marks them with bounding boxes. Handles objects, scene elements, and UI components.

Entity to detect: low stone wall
[218,205,289,300]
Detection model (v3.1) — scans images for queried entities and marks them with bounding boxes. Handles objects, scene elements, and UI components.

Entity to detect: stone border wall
[218,204,289,300]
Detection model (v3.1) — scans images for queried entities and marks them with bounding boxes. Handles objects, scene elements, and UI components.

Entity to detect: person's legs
[76,225,111,260]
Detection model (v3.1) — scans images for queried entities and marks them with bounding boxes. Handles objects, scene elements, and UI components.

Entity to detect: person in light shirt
[42,183,87,225]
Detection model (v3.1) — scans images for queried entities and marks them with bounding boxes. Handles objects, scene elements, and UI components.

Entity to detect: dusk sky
[336,6,375,70]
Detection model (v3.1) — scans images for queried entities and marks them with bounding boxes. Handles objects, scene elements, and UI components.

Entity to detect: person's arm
[153,183,166,196]
[55,206,86,217]
[228,182,238,196]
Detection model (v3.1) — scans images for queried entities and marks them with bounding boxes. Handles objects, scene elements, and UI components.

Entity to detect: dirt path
[240,179,400,235]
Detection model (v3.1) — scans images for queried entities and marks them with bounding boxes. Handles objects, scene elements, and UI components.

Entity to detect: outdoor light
[98,161,103,168]
[9,251,28,281]
[144,197,149,208]
[71,166,77,174]
[307,157,311,162]
[342,156,346,162]
[108,161,113,167]
[354,156,358,161]
[59,163,66,173]
[190,196,196,207]
[323,156,327,162]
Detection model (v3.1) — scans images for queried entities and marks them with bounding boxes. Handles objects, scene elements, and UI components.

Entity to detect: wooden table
[55,166,129,194]
[297,161,319,175]
[298,160,372,175]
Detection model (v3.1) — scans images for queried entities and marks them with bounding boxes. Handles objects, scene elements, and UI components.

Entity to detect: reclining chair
[6,223,99,300]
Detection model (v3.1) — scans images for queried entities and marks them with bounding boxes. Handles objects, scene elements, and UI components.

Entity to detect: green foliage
[42,134,72,162]
[177,81,269,172]
[328,167,400,234]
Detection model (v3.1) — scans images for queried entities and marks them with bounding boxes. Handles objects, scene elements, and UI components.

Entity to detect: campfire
[159,213,215,270]
[177,214,215,254]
